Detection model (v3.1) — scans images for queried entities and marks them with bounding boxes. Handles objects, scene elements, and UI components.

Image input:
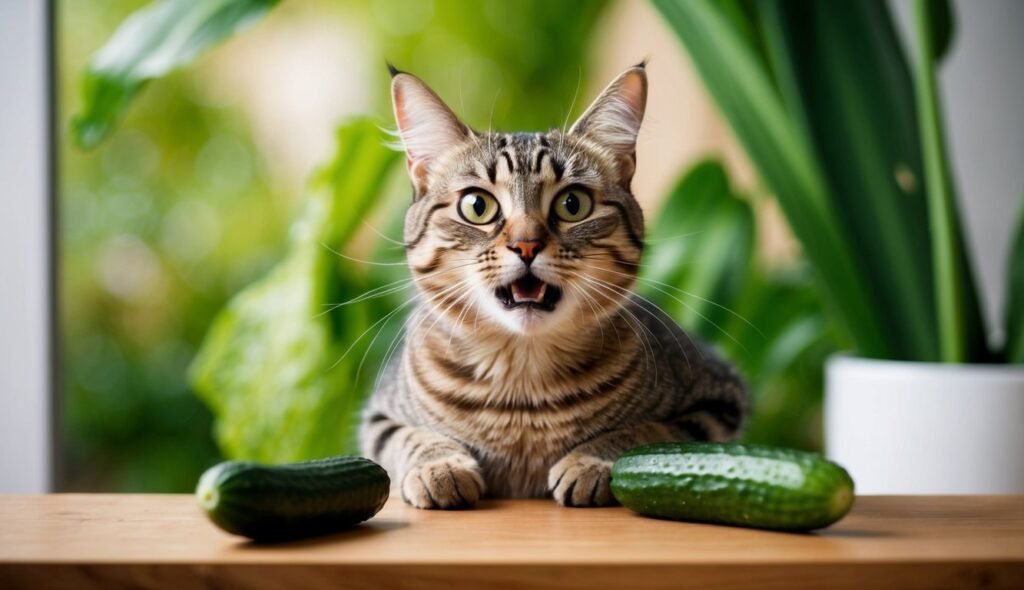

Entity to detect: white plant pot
[825,355,1024,494]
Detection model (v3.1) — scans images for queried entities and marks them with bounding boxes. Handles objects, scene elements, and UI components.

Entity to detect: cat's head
[392,63,647,336]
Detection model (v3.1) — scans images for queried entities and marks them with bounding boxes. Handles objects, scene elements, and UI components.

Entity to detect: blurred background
[49,0,1023,492]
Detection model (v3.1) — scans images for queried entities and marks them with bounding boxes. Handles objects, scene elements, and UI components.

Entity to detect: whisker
[561,64,583,135]
[584,261,764,341]
[352,275,479,385]
[487,88,502,150]
[320,242,409,266]
[353,297,420,382]
[409,277,475,345]
[335,276,472,381]
[616,307,659,384]
[568,272,662,379]
[567,282,607,350]
[327,296,417,372]
[567,271,687,374]
[372,277,476,389]
[320,242,478,267]
[375,304,427,391]
[316,261,479,317]
[445,288,479,358]
[636,277,765,339]
[422,286,475,350]
[641,230,706,244]
[317,280,414,317]
[362,220,407,247]
[587,270,745,355]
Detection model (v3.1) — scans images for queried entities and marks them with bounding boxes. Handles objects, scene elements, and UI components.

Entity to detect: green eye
[457,191,500,225]
[553,189,593,222]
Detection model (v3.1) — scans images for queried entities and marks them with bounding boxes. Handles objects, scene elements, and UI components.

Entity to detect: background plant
[652,0,1021,364]
[67,0,1018,491]
[61,0,613,487]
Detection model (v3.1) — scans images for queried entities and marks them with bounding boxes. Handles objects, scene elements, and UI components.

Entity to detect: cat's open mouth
[495,273,563,311]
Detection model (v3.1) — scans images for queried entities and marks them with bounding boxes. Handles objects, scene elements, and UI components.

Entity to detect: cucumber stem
[196,464,224,512]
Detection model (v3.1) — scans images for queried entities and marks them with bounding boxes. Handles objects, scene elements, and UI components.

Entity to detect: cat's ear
[569,63,647,176]
[390,66,470,191]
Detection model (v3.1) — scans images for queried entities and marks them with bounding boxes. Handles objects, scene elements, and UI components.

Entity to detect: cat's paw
[401,455,486,510]
[548,452,615,507]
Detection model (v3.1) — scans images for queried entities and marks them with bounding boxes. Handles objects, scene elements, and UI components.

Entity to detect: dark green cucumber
[611,442,854,531]
[196,455,389,541]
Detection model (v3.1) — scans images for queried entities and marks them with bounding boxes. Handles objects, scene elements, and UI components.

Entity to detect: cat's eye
[457,191,500,225]
[552,189,593,222]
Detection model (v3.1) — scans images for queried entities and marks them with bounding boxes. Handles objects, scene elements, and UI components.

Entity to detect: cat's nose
[507,239,545,265]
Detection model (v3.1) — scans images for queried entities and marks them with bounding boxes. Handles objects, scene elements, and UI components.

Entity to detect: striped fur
[360,64,746,508]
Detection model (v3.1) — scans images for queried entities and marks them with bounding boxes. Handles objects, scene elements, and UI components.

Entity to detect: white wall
[0,0,52,493]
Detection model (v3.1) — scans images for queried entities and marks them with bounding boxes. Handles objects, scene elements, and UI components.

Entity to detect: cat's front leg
[548,422,676,507]
[362,415,485,509]
[401,441,485,510]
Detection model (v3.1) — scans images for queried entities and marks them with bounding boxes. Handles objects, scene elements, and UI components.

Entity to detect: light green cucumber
[611,442,854,531]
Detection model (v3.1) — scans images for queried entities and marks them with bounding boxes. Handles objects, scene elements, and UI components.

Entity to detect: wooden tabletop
[0,494,1022,589]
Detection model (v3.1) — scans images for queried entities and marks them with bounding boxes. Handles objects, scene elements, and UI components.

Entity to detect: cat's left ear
[569,63,647,178]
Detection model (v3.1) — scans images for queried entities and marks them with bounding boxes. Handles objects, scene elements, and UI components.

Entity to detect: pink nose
[507,240,545,264]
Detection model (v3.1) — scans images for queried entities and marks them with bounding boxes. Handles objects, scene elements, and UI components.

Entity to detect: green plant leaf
[189,119,402,462]
[640,160,754,339]
[928,0,956,62]
[732,268,835,452]
[71,0,278,149]
[1006,197,1024,364]
[757,0,953,361]
[651,0,889,358]
[911,0,985,363]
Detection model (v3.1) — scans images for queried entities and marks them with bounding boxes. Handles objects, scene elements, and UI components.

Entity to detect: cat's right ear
[390,66,470,193]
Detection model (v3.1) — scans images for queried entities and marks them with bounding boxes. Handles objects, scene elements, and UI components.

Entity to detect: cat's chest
[409,353,597,458]
[444,405,580,454]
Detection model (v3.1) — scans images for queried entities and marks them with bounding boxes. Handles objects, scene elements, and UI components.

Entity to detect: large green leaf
[732,268,835,451]
[757,0,947,361]
[189,119,401,462]
[1006,198,1024,364]
[928,0,956,63]
[640,160,754,339]
[651,0,889,358]
[71,0,278,148]
[910,0,987,362]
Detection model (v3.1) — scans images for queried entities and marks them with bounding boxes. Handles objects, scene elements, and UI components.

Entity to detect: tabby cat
[359,63,746,508]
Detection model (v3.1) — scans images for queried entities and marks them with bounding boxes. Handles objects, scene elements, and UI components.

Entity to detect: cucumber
[611,442,854,531]
[196,455,390,541]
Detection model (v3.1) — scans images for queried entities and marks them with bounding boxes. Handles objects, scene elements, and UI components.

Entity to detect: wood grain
[0,494,1022,589]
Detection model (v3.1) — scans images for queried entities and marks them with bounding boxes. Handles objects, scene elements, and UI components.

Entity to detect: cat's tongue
[511,274,547,303]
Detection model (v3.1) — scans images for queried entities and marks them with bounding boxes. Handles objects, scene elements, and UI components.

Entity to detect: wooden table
[0,494,1022,589]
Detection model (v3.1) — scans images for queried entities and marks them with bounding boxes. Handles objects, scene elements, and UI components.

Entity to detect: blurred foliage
[59,0,611,489]
[67,0,914,490]
[909,0,983,363]
[190,120,401,461]
[1007,199,1024,364]
[59,0,293,491]
[368,0,608,131]
[652,0,1018,364]
[72,0,278,148]
[640,160,835,451]
[186,0,611,463]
